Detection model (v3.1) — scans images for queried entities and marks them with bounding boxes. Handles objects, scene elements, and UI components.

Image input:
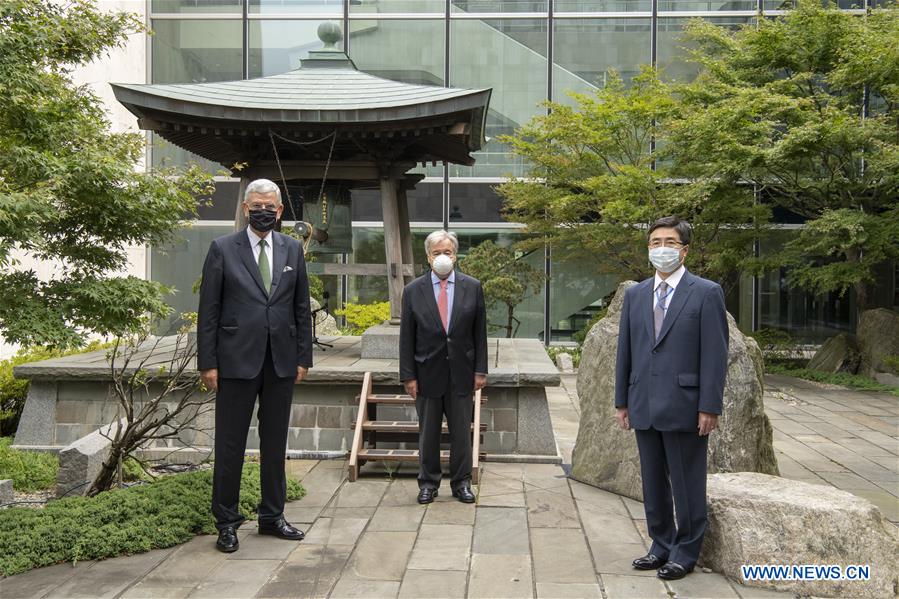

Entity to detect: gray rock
[874,372,899,387]
[700,472,899,598]
[808,332,860,374]
[56,418,126,498]
[13,381,58,446]
[570,281,778,502]
[0,479,12,505]
[555,352,574,373]
[857,308,899,377]
[311,298,341,337]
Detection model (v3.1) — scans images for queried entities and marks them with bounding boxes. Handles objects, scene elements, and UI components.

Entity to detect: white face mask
[432,254,454,278]
[649,246,682,274]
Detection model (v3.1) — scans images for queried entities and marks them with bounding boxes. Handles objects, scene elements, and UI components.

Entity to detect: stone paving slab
[8,374,896,599]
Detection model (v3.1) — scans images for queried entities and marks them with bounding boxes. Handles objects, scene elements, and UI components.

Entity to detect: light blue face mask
[649,246,681,273]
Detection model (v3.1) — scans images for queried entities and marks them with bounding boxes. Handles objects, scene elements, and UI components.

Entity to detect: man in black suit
[614,216,729,580]
[400,230,488,504]
[198,179,313,553]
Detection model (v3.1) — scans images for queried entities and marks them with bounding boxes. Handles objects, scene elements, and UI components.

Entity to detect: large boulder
[857,308,899,377]
[311,298,341,337]
[570,281,778,501]
[701,473,899,598]
[808,332,860,374]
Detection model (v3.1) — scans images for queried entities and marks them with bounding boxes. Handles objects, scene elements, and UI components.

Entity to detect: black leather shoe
[258,518,305,541]
[452,485,476,503]
[417,487,438,504]
[657,562,692,580]
[632,553,667,570]
[216,526,239,553]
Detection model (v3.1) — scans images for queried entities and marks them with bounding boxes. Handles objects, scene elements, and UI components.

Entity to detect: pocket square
[283,266,294,272]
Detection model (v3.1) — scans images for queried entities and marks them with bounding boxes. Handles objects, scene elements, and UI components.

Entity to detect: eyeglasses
[648,240,685,249]
[248,202,279,211]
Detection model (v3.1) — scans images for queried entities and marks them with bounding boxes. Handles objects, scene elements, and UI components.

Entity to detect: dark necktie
[258,238,271,294]
[654,281,669,340]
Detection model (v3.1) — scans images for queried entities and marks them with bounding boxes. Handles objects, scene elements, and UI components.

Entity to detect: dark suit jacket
[614,269,728,432]
[399,271,488,398]
[197,228,313,379]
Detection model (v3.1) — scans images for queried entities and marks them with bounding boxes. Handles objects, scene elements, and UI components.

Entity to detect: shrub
[0,437,58,493]
[573,308,608,345]
[0,341,112,436]
[545,346,582,369]
[0,463,304,576]
[765,364,899,397]
[334,301,391,335]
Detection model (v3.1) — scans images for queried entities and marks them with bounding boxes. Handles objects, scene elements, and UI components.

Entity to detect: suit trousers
[211,345,294,530]
[415,380,473,491]
[634,428,709,569]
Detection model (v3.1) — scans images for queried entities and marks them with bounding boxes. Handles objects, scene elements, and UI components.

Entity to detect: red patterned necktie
[438,279,449,332]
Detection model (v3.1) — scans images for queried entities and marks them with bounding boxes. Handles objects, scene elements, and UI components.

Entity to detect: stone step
[361,420,486,433]
[357,448,486,462]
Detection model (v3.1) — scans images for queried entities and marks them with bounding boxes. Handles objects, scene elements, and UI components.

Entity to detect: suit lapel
[418,275,445,334]
[448,273,467,336]
[653,270,695,348]
[268,233,288,302]
[642,279,655,343]
[236,229,268,298]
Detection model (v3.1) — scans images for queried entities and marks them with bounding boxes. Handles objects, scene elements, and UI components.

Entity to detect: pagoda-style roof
[112,42,491,169]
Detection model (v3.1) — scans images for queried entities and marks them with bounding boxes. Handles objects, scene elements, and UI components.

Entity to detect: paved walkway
[1,375,896,599]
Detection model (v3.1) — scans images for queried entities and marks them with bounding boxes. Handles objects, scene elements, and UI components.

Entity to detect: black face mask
[248,208,277,232]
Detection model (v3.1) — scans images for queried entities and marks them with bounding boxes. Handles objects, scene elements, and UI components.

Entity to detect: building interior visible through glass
[148,0,895,343]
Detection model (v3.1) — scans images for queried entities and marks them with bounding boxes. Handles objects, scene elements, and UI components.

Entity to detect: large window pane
[657,16,753,83]
[250,0,344,14]
[552,18,650,103]
[448,183,506,223]
[450,19,547,178]
[152,20,243,83]
[451,0,548,14]
[658,0,756,11]
[554,0,650,13]
[349,20,445,85]
[249,20,327,76]
[350,0,445,14]
[151,20,243,170]
[152,0,242,13]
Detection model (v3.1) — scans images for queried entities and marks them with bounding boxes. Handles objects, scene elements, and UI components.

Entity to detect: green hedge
[0,463,304,577]
[0,437,58,493]
[335,301,391,335]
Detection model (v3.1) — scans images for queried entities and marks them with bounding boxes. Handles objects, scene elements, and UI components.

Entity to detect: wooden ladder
[348,372,486,483]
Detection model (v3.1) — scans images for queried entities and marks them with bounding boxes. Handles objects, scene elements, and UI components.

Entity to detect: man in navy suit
[198,179,313,553]
[615,216,729,581]
[400,230,488,505]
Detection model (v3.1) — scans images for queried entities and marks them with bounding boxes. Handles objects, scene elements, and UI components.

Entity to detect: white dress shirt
[247,227,274,281]
[653,264,685,316]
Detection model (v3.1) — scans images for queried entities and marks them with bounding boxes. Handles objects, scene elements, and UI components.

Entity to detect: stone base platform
[13,336,561,462]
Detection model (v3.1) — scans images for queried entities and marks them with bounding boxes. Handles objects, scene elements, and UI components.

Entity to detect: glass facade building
[147,0,895,343]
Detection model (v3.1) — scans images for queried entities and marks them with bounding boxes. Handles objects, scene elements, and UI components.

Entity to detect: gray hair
[244,179,282,204]
[424,230,459,255]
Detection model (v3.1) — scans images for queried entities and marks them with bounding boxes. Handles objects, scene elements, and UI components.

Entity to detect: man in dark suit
[198,178,313,553]
[614,216,729,581]
[400,230,488,504]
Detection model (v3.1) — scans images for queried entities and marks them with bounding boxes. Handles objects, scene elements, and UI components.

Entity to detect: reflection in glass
[656,17,753,84]
[450,19,547,178]
[450,0,548,14]
[151,20,243,83]
[349,0,445,13]
[249,20,326,77]
[552,18,650,104]
[349,20,445,85]
[152,0,242,13]
[658,0,755,10]
[250,0,343,14]
[553,0,650,12]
